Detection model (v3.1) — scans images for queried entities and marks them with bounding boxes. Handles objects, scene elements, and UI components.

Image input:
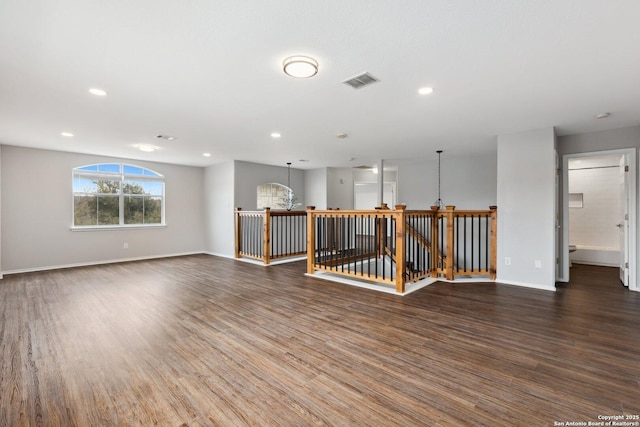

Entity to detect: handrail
[306,204,497,293]
[236,203,497,291]
[235,207,308,264]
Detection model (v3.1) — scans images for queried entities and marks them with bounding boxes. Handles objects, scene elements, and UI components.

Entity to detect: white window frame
[71,163,166,230]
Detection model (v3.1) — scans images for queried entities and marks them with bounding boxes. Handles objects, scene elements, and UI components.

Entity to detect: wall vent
[342,72,379,89]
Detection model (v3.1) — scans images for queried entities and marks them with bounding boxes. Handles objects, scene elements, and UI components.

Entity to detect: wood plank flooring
[1,255,639,426]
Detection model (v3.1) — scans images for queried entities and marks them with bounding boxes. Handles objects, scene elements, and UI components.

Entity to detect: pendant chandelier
[281,162,301,211]
[434,150,445,209]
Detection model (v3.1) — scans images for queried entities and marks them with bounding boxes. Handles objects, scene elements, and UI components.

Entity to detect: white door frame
[561,148,637,291]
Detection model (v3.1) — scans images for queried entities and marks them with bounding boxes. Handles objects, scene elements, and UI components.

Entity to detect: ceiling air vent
[342,72,379,89]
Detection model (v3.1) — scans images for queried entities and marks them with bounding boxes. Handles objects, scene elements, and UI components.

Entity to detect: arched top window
[73,163,165,228]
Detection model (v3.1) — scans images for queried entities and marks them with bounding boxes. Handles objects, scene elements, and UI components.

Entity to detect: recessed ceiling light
[203,153,212,157]
[594,112,611,119]
[61,132,74,137]
[283,56,318,78]
[156,134,177,141]
[418,87,434,95]
[133,144,159,152]
[89,88,107,96]
[271,132,281,138]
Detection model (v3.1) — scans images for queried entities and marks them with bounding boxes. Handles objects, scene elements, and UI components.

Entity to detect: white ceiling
[1,0,639,169]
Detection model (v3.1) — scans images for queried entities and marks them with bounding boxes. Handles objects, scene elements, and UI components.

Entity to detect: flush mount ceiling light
[156,134,176,141]
[60,132,74,137]
[283,55,318,78]
[133,144,159,152]
[203,152,212,157]
[418,87,434,95]
[271,132,281,138]
[594,112,611,119]
[89,88,107,96]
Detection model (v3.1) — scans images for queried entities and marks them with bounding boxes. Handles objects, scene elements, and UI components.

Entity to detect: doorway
[561,148,637,291]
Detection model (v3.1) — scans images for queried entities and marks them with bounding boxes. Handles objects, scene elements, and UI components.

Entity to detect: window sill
[70,224,167,232]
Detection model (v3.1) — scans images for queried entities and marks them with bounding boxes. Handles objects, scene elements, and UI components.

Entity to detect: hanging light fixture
[283,55,319,78]
[280,162,301,211]
[434,150,445,209]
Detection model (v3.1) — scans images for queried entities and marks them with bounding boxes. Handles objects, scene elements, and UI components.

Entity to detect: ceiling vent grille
[342,72,379,89]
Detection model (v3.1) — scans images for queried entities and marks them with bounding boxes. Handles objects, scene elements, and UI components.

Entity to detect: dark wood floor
[1,256,639,426]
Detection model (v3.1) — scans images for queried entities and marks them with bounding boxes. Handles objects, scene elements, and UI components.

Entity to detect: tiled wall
[568,165,621,249]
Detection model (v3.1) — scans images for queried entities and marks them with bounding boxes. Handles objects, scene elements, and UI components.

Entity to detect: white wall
[395,151,497,210]
[497,128,556,291]
[304,168,327,209]
[204,161,235,257]
[1,145,205,273]
[568,161,621,250]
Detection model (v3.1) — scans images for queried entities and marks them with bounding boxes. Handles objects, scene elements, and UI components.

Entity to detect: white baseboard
[203,251,236,259]
[496,279,556,292]
[1,251,205,277]
[306,271,436,296]
[234,255,307,267]
[571,261,618,268]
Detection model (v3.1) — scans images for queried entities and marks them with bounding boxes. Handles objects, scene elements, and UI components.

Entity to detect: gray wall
[1,145,205,273]
[304,168,327,209]
[497,127,557,290]
[202,160,307,258]
[204,161,235,257]
[395,152,497,210]
[234,161,305,211]
[327,167,354,209]
[557,125,640,155]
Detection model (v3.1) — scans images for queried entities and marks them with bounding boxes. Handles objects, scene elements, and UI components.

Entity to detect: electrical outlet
[535,259,542,269]
[504,257,511,266]
[123,243,129,249]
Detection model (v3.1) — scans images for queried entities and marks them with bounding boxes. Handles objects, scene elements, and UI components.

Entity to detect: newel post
[263,207,271,265]
[235,208,242,259]
[394,204,407,293]
[306,206,316,275]
[489,206,497,280]
[375,203,389,258]
[445,205,456,280]
[430,205,439,278]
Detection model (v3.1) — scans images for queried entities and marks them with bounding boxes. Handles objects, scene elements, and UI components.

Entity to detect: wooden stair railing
[235,207,308,265]
[303,204,497,293]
